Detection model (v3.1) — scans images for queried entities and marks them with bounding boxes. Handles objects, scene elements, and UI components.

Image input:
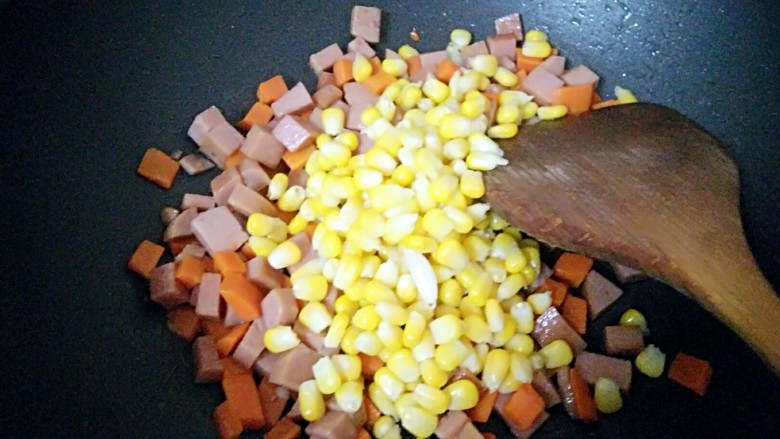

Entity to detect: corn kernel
[463,314,491,344]
[467,271,495,306]
[355,330,383,356]
[496,104,522,125]
[539,339,574,369]
[509,352,534,384]
[401,406,438,438]
[428,314,464,345]
[373,415,397,438]
[413,383,451,415]
[264,325,300,353]
[397,84,423,110]
[369,382,399,418]
[375,301,408,326]
[429,173,459,203]
[266,173,288,201]
[497,273,527,301]
[525,30,548,42]
[522,40,552,58]
[487,123,519,139]
[394,391,419,418]
[382,58,408,77]
[277,185,306,212]
[484,257,507,283]
[298,379,325,421]
[351,53,373,82]
[595,377,623,414]
[494,66,519,87]
[537,104,568,120]
[470,54,499,77]
[321,107,346,136]
[333,254,363,290]
[267,239,302,269]
[506,335,534,361]
[432,238,469,271]
[491,315,515,347]
[484,298,505,332]
[396,274,418,304]
[527,291,552,315]
[437,113,476,140]
[615,85,638,104]
[421,208,455,241]
[398,44,419,59]
[247,235,276,257]
[334,380,364,413]
[375,367,405,400]
[422,75,450,104]
[466,151,508,170]
[460,95,489,119]
[437,278,462,307]
[434,339,471,372]
[511,301,535,334]
[445,379,479,410]
[450,28,472,47]
[387,348,421,383]
[352,305,381,331]
[635,344,666,378]
[331,353,362,381]
[311,356,342,395]
[299,302,333,333]
[411,330,436,362]
[521,101,539,119]
[402,310,426,348]
[620,308,650,335]
[361,106,382,127]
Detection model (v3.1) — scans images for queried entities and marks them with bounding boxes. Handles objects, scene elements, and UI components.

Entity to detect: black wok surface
[1,1,778,437]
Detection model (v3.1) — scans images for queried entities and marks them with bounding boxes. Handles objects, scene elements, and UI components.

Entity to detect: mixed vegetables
[128,5,712,438]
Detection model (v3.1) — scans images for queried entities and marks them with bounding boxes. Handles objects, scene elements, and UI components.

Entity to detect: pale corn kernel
[422,75,450,103]
[292,274,329,302]
[411,148,444,179]
[319,140,351,168]
[383,212,419,244]
[267,239,302,269]
[355,330,383,356]
[506,334,535,357]
[494,66,519,87]
[511,301,535,334]
[353,167,383,191]
[530,352,545,370]
[373,415,397,438]
[312,356,342,395]
[247,212,281,237]
[411,330,436,362]
[290,258,325,283]
[366,280,397,304]
[321,107,346,136]
[247,236,276,257]
[266,173,288,201]
[402,310,426,348]
[438,113,477,140]
[496,104,522,125]
[417,97,435,112]
[298,379,325,421]
[615,85,639,103]
[474,342,490,371]
[470,54,499,77]
[382,80,406,101]
[455,262,481,289]
[487,123,519,139]
[527,291,552,315]
[442,139,469,161]
[382,58,408,77]
[396,273,418,304]
[421,208,456,241]
[377,96,398,121]
[445,379,479,410]
[620,308,650,335]
[375,301,408,326]
[387,348,421,383]
[413,383,451,415]
[366,148,398,176]
[595,377,624,414]
[484,257,507,283]
[299,302,333,334]
[322,313,350,349]
[522,39,552,58]
[484,299,505,332]
[439,278,464,307]
[499,89,533,106]
[429,314,464,345]
[365,117,394,140]
[335,380,364,413]
[450,28,472,47]
[401,406,438,438]
[328,354,361,382]
[466,151,508,170]
[539,339,574,369]
[375,367,405,400]
[369,382,399,418]
[433,263,457,283]
[635,344,666,378]
[398,44,419,59]
[264,325,300,353]
[520,265,537,285]
[377,321,404,351]
[497,273,527,301]
[434,339,471,371]
[462,234,490,262]
[419,359,448,389]
[277,185,306,212]
[394,391,419,418]
[507,352,534,384]
[463,314,492,344]
[501,294,523,313]
[432,238,469,271]
[537,104,568,120]
[397,84,423,110]
[491,316,516,347]
[333,254,363,290]
[433,304,460,319]
[443,205,475,234]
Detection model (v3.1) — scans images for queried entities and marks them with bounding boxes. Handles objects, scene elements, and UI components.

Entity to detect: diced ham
[486,33,517,60]
[323,284,339,313]
[326,398,367,426]
[288,168,308,188]
[317,71,336,90]
[272,115,319,152]
[532,307,587,355]
[258,376,290,426]
[191,206,249,256]
[604,325,645,357]
[293,320,339,356]
[163,206,198,242]
[246,256,285,291]
[356,132,374,154]
[305,411,358,439]
[223,304,246,327]
[532,371,561,408]
[253,349,280,376]
[261,288,298,328]
[539,55,566,76]
[339,51,358,62]
[174,243,206,262]
[348,36,376,58]
[209,166,242,206]
[331,99,351,115]
[237,159,270,192]
[227,183,276,218]
[460,41,489,59]
[271,82,315,117]
[418,50,449,76]
[495,12,524,40]
[287,232,315,273]
[581,270,623,319]
[575,351,633,391]
[240,124,287,169]
[194,272,222,319]
[269,343,321,390]
[528,263,552,291]
[188,106,226,146]
[200,121,244,168]
[343,82,379,107]
[498,55,517,72]
[560,64,600,87]
[610,261,647,283]
[149,262,190,309]
[556,366,577,419]
[455,422,483,439]
[350,5,382,44]
[193,335,224,383]
[495,393,550,439]
[310,43,344,74]
[435,410,469,439]
[313,84,345,109]
[309,107,324,131]
[522,66,565,105]
[233,318,267,368]
[182,193,216,211]
[346,101,371,131]
[179,153,215,176]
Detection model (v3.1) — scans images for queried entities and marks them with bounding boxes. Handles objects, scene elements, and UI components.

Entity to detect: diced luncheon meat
[241,125,287,169]
[575,351,633,392]
[174,243,206,262]
[258,376,290,426]
[317,71,336,90]
[539,55,566,76]
[560,64,600,87]
[271,82,315,117]
[347,101,372,130]
[435,410,469,439]
[182,193,216,211]
[187,106,226,146]
[193,335,224,383]
[261,288,298,328]
[532,371,562,408]
[232,318,268,368]
[200,121,244,168]
[163,206,197,242]
[224,304,247,327]
[350,5,382,43]
[522,66,565,105]
[293,320,339,356]
[166,306,201,341]
[495,12,523,40]
[253,350,280,376]
[580,270,623,319]
[238,159,271,192]
[533,307,587,355]
[246,256,285,291]
[266,416,301,439]
[528,263,552,291]
[149,262,190,309]
[194,272,222,319]
[604,325,645,357]
[227,183,276,218]
[210,166,243,206]
[191,206,249,256]
[269,343,321,390]
[343,82,379,107]
[610,261,647,283]
[486,33,517,60]
[455,422,483,439]
[460,41,489,59]
[310,43,344,74]
[305,410,358,439]
[313,84,345,109]
[348,36,376,58]
[556,366,577,419]
[179,153,215,176]
[416,50,449,79]
[272,115,320,152]
[498,55,517,72]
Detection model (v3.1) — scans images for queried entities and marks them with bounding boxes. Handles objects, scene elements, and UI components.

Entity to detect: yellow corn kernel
[330,297,355,323]
[506,334,535,357]
[442,139,468,162]
[620,308,650,335]
[277,185,306,212]
[508,352,534,384]
[594,377,623,414]
[433,280,460,309]
[400,234,437,254]
[374,367,405,400]
[333,380,364,414]
[445,379,479,410]
[527,291,552,315]
[497,370,521,394]
[539,339,574,368]
[422,75,450,104]
[419,359,447,389]
[343,278,367,302]
[462,234,489,262]
[339,326,362,355]
[537,104,568,120]
[413,383,450,415]
[402,310,426,348]
[501,295,523,313]
[382,58,408,77]
[336,130,359,151]
[421,208,455,241]
[286,214,307,235]
[463,314,491,344]
[482,348,511,392]
[411,330,436,362]
[497,273,527,301]
[369,382,399,418]
[520,265,537,286]
[432,238,469,271]
[511,301,535,334]
[375,320,402,350]
[366,148,399,177]
[299,302,333,333]
[267,239,302,269]
[321,107,346,136]
[398,44,419,59]
[450,28,472,47]
[333,254,363,290]
[394,391,419,418]
[290,258,325,283]
[465,151,508,170]
[331,353,362,381]
[319,141,351,168]
[247,235,276,257]
[355,330,383,356]
[434,340,471,372]
[266,173,288,201]
[460,95,489,119]
[522,39,552,58]
[521,245,541,270]
[312,356,342,395]
[487,123,519,139]
[263,325,300,353]
[491,316,515,347]
[525,29,548,42]
[439,113,477,139]
[353,167,383,191]
[521,101,540,120]
[428,314,464,345]
[471,54,499,77]
[352,53,373,82]
[361,107,382,128]
[351,305,381,331]
[443,205,475,235]
[395,273,417,304]
[292,272,329,301]
[317,231,342,260]
[298,379,325,421]
[397,84,423,110]
[494,66,519,87]
[375,301,408,326]
[635,344,666,378]
[615,85,638,104]
[373,415,397,438]
[484,257,507,283]
[376,96,397,121]
[496,104,521,125]
[387,348,420,383]
[387,164,412,187]
[455,262,481,289]
[467,271,495,306]
[504,247,528,274]
[484,298,505,332]
[247,212,282,237]
[401,406,438,438]
[383,213,418,245]
[429,173,459,204]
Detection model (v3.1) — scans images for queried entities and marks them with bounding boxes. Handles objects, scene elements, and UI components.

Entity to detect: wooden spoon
[484,103,780,374]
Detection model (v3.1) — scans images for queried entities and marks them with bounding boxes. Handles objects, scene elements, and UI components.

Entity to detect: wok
[0,0,778,437]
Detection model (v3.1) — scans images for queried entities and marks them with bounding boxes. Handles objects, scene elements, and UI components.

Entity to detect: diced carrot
[535,278,569,308]
[304,223,317,239]
[222,374,265,429]
[502,384,545,430]
[202,255,217,273]
[406,55,421,76]
[167,236,199,257]
[466,390,498,423]
[333,59,354,87]
[137,147,180,189]
[264,416,301,439]
[516,49,544,73]
[220,356,252,377]
[560,295,588,335]
[282,143,315,170]
[435,59,460,83]
[369,56,382,72]
[552,83,594,116]
[175,255,204,288]
[128,239,165,278]
[224,150,247,169]
[213,400,243,439]
[591,91,602,105]
[216,322,251,357]
[483,434,497,439]
[553,252,594,288]
[258,376,289,426]
[363,391,381,426]
[569,367,598,422]
[511,69,528,90]
[276,209,297,224]
[667,352,713,396]
[214,251,248,276]
[257,75,288,104]
[202,319,231,340]
[238,102,274,131]
[166,306,201,342]
[591,99,621,110]
[355,428,371,439]
[220,274,263,321]
[359,353,384,379]
[362,70,396,95]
